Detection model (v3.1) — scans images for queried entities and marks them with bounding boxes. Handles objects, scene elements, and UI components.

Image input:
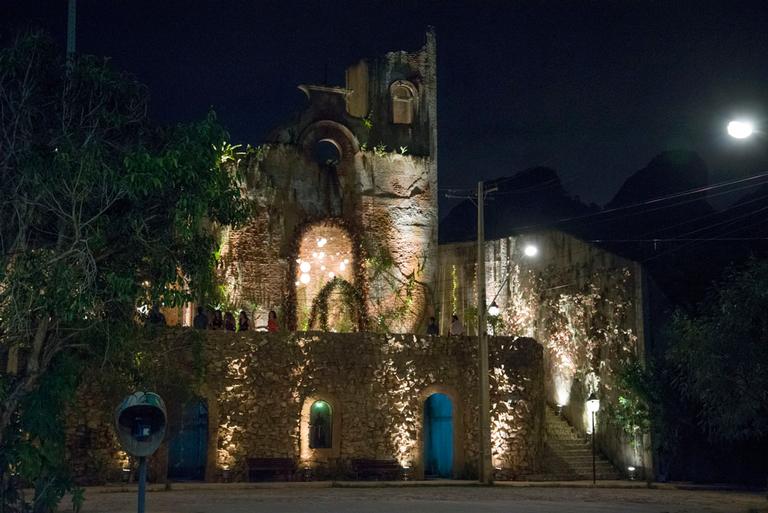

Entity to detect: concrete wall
[66,329,544,484]
[437,230,650,478]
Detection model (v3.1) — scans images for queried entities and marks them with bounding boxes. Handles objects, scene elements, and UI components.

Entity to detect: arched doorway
[295,223,357,331]
[424,393,453,478]
[168,398,208,480]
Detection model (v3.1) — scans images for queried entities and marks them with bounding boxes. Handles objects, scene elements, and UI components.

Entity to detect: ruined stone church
[67,30,650,484]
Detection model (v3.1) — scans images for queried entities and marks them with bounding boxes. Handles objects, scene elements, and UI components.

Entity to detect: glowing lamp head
[299,273,310,284]
[727,120,754,139]
[586,392,600,414]
[488,301,500,317]
[523,244,539,258]
[299,261,311,273]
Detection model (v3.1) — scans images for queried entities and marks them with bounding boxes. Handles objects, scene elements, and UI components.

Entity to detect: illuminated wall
[64,329,544,484]
[217,32,438,333]
[438,230,647,475]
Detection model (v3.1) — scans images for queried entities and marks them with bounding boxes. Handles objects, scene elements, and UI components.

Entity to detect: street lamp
[487,301,500,336]
[727,120,755,139]
[586,392,600,485]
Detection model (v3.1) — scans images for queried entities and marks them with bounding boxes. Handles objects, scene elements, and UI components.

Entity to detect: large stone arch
[284,217,368,331]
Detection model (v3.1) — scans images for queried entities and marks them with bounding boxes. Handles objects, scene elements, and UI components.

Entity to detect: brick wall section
[65,329,544,483]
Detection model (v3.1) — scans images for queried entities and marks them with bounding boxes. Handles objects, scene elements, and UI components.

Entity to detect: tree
[0,33,250,510]
[666,259,768,442]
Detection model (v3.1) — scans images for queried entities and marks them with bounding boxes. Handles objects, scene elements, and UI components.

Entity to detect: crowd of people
[147,304,280,332]
[192,307,280,332]
[150,304,467,336]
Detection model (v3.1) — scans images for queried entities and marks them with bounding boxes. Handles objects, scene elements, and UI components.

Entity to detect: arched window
[309,400,332,449]
[390,81,416,125]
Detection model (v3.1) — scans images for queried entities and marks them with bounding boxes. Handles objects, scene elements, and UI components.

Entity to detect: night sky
[4,1,768,215]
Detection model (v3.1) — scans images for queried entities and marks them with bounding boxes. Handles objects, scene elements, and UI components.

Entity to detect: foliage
[0,33,250,511]
[665,258,768,442]
[0,354,81,513]
[364,239,426,333]
[373,143,388,158]
[610,358,653,445]
[362,113,373,130]
[307,277,367,331]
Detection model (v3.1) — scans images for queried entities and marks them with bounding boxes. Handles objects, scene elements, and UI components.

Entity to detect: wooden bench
[350,459,403,481]
[246,458,296,481]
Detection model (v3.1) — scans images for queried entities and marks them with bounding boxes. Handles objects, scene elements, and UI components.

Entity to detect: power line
[590,237,768,243]
[497,171,768,232]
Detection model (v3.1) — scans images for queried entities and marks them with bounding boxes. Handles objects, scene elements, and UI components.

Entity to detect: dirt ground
[75,483,768,513]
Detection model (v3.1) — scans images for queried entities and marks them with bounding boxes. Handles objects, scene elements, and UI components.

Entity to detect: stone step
[520,473,623,481]
[532,405,624,481]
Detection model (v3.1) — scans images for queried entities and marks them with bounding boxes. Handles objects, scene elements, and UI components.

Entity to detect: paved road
[78,485,767,513]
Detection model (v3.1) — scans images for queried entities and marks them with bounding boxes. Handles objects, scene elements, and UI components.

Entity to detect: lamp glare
[523,244,539,257]
[727,120,754,139]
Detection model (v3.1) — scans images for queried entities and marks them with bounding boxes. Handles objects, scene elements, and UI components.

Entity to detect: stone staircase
[521,405,623,481]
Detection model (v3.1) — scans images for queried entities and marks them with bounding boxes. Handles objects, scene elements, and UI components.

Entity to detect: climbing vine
[284,217,369,331]
[307,277,368,331]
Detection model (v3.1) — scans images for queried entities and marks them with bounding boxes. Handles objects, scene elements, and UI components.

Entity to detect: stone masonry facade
[66,330,544,484]
[218,30,438,334]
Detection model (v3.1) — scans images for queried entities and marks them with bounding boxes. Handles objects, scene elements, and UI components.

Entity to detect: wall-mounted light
[523,244,539,258]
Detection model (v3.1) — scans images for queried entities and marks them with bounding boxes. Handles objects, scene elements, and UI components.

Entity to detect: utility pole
[67,0,77,59]
[477,180,493,485]
[446,182,496,484]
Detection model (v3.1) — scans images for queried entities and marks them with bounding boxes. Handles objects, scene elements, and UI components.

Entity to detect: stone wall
[437,230,649,477]
[65,329,544,484]
[217,32,438,333]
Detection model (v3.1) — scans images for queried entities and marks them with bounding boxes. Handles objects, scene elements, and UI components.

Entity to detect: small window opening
[313,139,341,167]
[309,400,332,449]
[391,82,415,125]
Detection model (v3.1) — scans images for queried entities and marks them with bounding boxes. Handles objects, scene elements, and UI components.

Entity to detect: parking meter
[114,392,166,513]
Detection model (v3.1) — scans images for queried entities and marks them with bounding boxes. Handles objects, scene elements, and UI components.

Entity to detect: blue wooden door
[168,398,208,480]
[424,393,453,478]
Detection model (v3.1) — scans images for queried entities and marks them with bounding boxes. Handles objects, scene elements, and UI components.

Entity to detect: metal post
[477,181,492,484]
[137,456,147,513]
[66,0,77,58]
[592,412,596,485]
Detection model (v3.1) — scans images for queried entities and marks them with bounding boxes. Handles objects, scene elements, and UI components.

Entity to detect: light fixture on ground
[586,392,601,485]
[727,120,754,139]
